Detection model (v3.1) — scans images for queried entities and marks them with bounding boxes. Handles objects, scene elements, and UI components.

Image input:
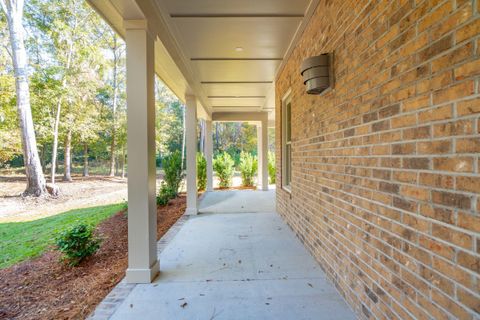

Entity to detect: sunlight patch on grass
[0,202,127,269]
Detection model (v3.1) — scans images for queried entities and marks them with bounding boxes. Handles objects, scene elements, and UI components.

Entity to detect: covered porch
[89,190,355,319]
[84,0,480,319]
[86,0,313,284]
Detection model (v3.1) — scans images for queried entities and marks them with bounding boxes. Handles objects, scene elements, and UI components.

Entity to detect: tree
[0,0,47,196]
[104,31,124,177]
[32,0,105,182]
[74,99,101,177]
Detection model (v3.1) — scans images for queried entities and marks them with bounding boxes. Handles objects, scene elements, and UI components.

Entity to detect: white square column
[124,21,158,283]
[185,95,198,215]
[205,120,214,192]
[257,120,269,191]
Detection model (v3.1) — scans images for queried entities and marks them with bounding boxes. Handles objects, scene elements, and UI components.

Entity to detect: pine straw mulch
[0,195,186,320]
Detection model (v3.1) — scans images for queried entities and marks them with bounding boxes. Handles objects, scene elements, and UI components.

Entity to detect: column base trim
[185,207,198,215]
[126,260,159,283]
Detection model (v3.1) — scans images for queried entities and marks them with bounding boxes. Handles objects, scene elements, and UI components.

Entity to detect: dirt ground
[0,174,129,223]
[0,173,248,223]
[0,195,186,320]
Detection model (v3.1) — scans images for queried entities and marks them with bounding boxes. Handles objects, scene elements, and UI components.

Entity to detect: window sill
[282,185,292,194]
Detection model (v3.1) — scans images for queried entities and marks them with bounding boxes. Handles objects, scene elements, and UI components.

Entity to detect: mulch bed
[0,195,186,320]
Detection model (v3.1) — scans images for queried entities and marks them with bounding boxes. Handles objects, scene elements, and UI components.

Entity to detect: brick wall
[275,0,479,319]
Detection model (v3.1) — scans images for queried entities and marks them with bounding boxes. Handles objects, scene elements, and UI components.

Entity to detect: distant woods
[0,0,185,195]
[0,0,272,197]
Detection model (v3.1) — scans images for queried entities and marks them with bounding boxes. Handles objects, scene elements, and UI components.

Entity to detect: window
[282,93,292,190]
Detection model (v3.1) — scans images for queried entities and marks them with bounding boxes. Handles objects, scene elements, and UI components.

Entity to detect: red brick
[456,176,480,193]
[275,2,480,319]
[432,81,475,105]
[418,105,452,123]
[457,97,480,116]
[417,140,451,154]
[456,138,480,153]
[457,211,480,233]
[432,223,473,250]
[433,157,474,173]
[431,191,471,209]
[456,19,480,43]
[419,173,454,189]
[454,59,480,80]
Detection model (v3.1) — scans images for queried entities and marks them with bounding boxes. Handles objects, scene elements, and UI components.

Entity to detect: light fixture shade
[300,53,332,95]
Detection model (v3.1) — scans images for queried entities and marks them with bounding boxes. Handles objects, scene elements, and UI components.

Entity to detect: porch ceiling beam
[170,14,304,18]
[208,96,266,98]
[201,81,273,84]
[212,106,262,108]
[212,111,268,122]
[191,58,283,61]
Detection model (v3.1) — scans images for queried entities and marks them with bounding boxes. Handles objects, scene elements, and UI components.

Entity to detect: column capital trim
[185,94,197,103]
[123,19,156,38]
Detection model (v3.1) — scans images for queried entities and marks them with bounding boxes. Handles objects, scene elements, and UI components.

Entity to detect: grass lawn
[0,203,127,269]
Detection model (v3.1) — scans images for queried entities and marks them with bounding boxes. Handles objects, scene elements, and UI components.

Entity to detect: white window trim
[281,89,292,192]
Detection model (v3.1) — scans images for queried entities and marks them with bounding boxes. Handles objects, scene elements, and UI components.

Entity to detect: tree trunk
[199,119,205,154]
[40,144,46,172]
[181,104,186,171]
[121,146,126,178]
[83,143,88,177]
[215,122,219,151]
[109,134,115,176]
[109,36,119,177]
[51,98,61,183]
[2,0,47,196]
[63,130,72,181]
[50,12,76,185]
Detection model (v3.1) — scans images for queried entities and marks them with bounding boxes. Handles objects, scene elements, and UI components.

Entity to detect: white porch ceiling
[88,0,319,120]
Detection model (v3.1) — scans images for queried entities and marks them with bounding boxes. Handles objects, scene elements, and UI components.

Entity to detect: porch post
[205,120,214,192]
[185,95,198,215]
[124,20,159,283]
[257,121,268,191]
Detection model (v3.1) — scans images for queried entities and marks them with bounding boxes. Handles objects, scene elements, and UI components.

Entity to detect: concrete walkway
[199,188,276,213]
[90,191,355,320]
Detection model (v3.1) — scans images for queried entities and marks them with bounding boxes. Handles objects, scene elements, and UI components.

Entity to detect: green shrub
[268,151,276,184]
[56,224,101,266]
[163,150,184,196]
[156,181,176,206]
[197,152,207,191]
[213,152,234,188]
[238,152,257,187]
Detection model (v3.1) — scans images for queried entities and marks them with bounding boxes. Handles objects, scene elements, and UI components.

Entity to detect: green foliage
[213,122,257,166]
[197,152,207,191]
[156,181,176,206]
[268,151,276,184]
[0,75,20,166]
[156,85,185,157]
[56,223,101,266]
[239,152,257,187]
[163,150,184,196]
[0,203,125,269]
[213,152,234,188]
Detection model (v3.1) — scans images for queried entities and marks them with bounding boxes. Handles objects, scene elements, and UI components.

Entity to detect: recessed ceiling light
[235,47,244,52]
